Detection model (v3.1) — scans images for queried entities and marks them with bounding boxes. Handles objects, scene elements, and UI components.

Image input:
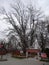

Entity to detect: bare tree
[39,32,47,52]
[0,0,44,54]
[27,4,44,47]
[37,20,48,52]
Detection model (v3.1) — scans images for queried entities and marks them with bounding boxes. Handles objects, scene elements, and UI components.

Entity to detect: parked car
[41,53,47,59]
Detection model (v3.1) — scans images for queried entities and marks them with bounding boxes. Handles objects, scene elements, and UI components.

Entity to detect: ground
[0,54,49,65]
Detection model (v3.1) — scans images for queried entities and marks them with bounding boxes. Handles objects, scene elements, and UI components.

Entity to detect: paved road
[0,54,49,65]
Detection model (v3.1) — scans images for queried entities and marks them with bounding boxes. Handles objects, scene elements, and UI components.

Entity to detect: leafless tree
[36,20,49,52]
[0,0,44,54]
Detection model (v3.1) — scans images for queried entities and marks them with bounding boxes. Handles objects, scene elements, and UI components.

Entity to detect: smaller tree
[44,48,49,58]
[38,31,48,52]
[0,41,7,60]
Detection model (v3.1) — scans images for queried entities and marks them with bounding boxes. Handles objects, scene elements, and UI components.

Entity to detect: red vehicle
[41,53,47,59]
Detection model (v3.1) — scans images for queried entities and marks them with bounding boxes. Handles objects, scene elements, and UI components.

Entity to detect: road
[0,54,49,65]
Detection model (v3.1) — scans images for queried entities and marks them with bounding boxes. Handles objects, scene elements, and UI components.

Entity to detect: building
[26,48,40,58]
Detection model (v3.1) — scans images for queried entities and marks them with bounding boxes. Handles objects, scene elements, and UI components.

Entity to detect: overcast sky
[0,0,49,15]
[0,0,49,39]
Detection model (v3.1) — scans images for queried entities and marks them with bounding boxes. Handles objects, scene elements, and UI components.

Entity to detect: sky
[0,0,49,15]
[0,0,49,39]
